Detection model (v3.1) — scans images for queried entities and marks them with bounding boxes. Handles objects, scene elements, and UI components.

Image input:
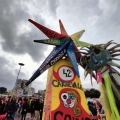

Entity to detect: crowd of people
[0,95,106,120]
[0,96,44,120]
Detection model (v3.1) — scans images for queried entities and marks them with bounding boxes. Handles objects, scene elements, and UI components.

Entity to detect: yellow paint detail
[44,39,60,44]
[71,30,85,41]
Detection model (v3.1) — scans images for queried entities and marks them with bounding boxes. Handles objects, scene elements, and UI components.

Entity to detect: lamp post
[16,63,24,81]
[14,63,24,94]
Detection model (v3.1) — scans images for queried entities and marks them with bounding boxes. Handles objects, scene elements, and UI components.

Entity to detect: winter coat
[5,101,16,114]
[88,101,97,116]
[5,101,17,118]
[0,100,6,115]
[34,100,41,111]
[21,101,29,114]
[40,101,44,111]
[26,103,32,113]
[31,100,35,113]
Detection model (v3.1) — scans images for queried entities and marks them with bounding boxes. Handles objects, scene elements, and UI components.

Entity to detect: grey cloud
[0,0,59,62]
[59,0,102,19]
[32,81,46,92]
[44,0,120,46]
[58,0,120,45]
[48,0,60,17]
[36,0,60,18]
[89,0,120,45]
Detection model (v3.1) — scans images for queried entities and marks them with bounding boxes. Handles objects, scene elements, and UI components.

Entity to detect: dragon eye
[80,57,86,66]
[93,48,102,55]
[86,55,91,61]
[81,55,91,62]
[80,55,91,68]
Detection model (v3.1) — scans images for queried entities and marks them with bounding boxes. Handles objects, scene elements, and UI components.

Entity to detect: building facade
[12,79,35,96]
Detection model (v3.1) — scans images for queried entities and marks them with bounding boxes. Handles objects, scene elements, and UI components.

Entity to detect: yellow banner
[43,59,92,120]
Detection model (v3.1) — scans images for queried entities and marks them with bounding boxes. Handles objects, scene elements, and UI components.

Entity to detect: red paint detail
[66,99,71,104]
[59,20,68,35]
[53,67,61,80]
[97,71,102,83]
[0,113,7,120]
[73,44,82,63]
[28,19,69,39]
[53,65,76,82]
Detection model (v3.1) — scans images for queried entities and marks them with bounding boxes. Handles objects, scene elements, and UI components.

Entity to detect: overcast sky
[0,0,120,92]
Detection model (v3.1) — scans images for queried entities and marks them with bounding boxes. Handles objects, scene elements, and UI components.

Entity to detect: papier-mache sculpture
[25,19,120,120]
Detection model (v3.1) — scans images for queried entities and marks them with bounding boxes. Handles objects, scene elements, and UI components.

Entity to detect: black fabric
[0,101,6,115]
[34,100,41,111]
[21,101,29,120]
[40,101,44,120]
[88,101,97,116]
[31,100,35,116]
[5,101,16,118]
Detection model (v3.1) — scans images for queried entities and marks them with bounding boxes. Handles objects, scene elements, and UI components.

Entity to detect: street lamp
[16,63,24,81]
[14,63,24,94]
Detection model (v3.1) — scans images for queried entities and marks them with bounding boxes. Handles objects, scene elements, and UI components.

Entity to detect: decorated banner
[43,59,92,120]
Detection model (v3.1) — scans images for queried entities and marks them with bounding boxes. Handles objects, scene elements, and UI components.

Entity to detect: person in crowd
[34,98,41,120]
[5,97,17,120]
[21,98,29,120]
[26,98,32,119]
[0,97,7,120]
[0,98,6,115]
[92,98,106,120]
[88,101,97,116]
[93,98,102,114]
[31,98,35,119]
[17,99,22,117]
[15,99,19,117]
[39,97,44,120]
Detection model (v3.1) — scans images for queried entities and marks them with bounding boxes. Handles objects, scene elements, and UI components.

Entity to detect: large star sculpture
[26,19,93,86]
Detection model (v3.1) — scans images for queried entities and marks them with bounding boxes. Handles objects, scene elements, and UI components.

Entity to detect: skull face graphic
[61,92,76,108]
[60,90,82,116]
